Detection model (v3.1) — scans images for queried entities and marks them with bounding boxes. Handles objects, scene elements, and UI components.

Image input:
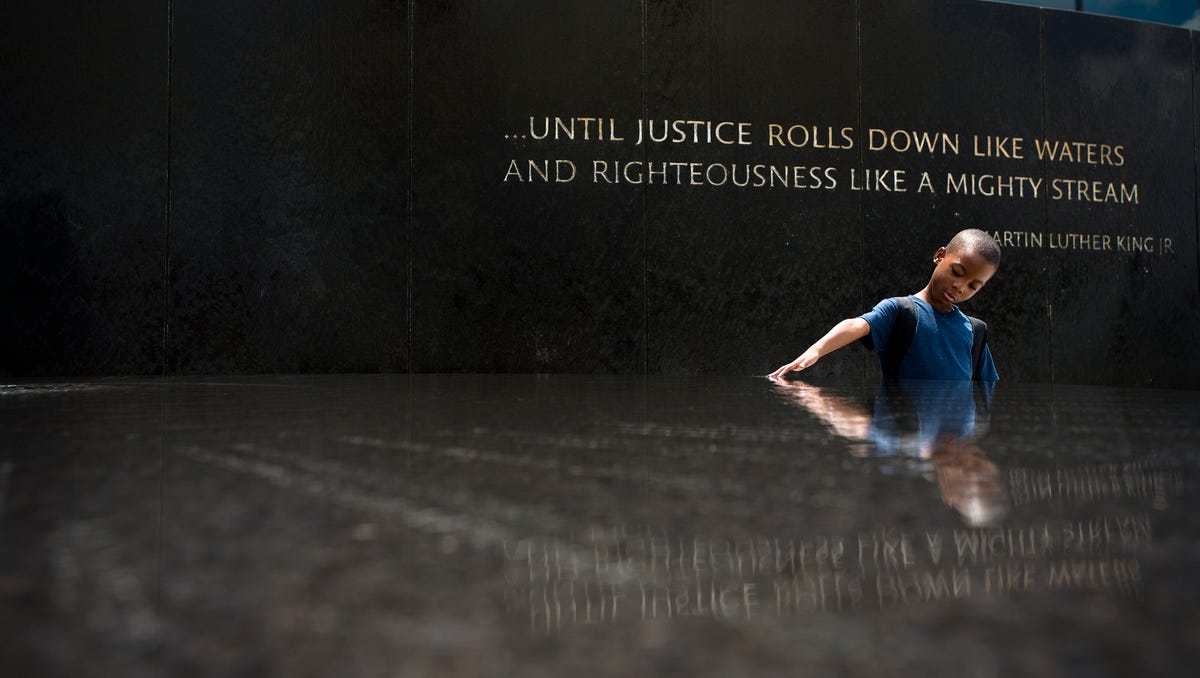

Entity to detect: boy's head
[945,228,1002,269]
[927,229,1000,311]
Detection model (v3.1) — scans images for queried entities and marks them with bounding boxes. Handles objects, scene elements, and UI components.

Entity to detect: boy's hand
[769,349,820,379]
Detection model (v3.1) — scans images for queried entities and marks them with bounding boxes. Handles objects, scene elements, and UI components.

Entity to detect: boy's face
[928,245,997,312]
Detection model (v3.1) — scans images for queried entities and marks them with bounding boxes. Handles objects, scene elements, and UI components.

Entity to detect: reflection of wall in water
[1006,460,1185,507]
[503,513,1151,631]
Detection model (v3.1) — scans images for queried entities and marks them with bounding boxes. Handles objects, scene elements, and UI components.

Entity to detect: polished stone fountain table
[1,375,1197,677]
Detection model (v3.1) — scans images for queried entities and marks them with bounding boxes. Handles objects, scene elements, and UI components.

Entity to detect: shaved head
[946,229,1001,268]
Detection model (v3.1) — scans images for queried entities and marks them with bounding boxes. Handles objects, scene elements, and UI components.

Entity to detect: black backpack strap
[885,296,918,379]
[967,316,988,381]
[858,296,917,379]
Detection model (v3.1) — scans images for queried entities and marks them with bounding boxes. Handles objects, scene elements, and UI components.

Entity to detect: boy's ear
[933,246,947,263]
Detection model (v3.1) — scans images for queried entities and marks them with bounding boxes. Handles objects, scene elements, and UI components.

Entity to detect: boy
[770,229,1001,381]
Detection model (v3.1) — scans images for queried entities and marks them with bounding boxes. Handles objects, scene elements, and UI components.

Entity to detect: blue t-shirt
[860,295,998,381]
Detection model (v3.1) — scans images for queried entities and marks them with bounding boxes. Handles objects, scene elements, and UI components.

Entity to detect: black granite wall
[3,0,1199,387]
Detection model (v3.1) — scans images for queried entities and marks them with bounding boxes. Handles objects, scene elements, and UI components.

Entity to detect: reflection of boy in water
[771,229,1000,381]
[869,380,984,457]
[774,379,1008,527]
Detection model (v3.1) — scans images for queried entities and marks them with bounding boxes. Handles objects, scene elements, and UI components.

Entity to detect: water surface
[1,375,1196,676]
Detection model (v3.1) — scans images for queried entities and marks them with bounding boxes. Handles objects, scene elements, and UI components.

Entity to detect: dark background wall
[3,0,1198,387]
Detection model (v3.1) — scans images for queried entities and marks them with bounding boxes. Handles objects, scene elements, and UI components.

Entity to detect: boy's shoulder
[865,295,924,322]
[864,295,906,318]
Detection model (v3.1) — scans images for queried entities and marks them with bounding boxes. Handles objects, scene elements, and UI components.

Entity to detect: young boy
[770,229,1001,381]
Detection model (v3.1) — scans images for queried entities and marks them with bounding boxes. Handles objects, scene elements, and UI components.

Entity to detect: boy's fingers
[770,358,804,378]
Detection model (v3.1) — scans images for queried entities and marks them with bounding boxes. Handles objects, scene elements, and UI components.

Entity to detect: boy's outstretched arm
[769,318,870,379]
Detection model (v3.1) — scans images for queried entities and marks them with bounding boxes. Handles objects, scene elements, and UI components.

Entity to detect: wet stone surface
[1,374,1198,677]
